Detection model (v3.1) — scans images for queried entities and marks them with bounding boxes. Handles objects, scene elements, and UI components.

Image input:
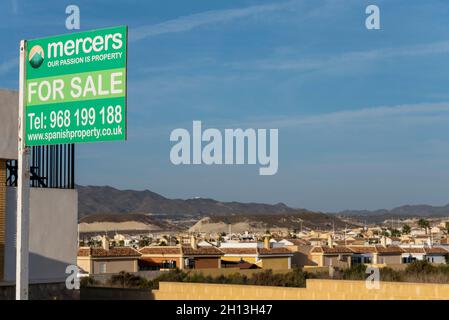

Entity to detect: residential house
[220,237,293,269]
[308,238,327,246]
[77,237,141,275]
[347,246,376,264]
[401,247,448,264]
[309,246,353,268]
[373,245,403,265]
[424,247,448,264]
[309,235,405,267]
[278,238,314,267]
[412,235,432,246]
[411,228,427,237]
[139,236,224,270]
[386,237,401,246]
[139,246,182,270]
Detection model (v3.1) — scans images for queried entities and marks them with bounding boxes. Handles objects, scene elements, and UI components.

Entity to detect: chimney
[215,234,221,247]
[101,235,110,251]
[380,236,387,247]
[263,235,270,249]
[327,234,334,248]
[190,234,197,249]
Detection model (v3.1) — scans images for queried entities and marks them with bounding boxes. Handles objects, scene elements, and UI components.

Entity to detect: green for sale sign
[24,25,127,146]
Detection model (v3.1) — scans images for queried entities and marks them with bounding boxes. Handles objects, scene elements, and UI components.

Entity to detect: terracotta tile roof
[402,247,425,254]
[311,245,406,254]
[375,246,404,254]
[309,238,325,242]
[220,248,258,255]
[139,246,181,255]
[181,246,224,256]
[440,238,449,244]
[77,248,91,257]
[77,247,141,257]
[220,247,293,256]
[352,240,368,245]
[323,246,353,254]
[310,246,353,254]
[258,247,293,255]
[348,246,377,254]
[335,240,356,245]
[310,246,324,253]
[425,247,448,254]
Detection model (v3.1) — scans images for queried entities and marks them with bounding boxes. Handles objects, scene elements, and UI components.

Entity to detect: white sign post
[16,40,30,300]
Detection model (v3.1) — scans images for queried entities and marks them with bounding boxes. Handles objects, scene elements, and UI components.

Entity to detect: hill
[79,185,298,218]
[77,185,349,230]
[338,203,449,224]
[189,212,346,233]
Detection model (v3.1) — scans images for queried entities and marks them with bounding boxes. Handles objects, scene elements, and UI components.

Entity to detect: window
[184,258,195,269]
[160,260,177,269]
[352,256,362,265]
[402,256,416,264]
[99,262,107,274]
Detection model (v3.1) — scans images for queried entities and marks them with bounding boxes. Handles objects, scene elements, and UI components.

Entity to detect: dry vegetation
[81,261,449,290]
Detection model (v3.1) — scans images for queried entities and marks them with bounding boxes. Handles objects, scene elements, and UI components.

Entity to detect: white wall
[0,89,18,160]
[426,255,446,264]
[4,187,78,283]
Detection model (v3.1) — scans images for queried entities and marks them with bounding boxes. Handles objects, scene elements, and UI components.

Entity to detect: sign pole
[16,40,30,300]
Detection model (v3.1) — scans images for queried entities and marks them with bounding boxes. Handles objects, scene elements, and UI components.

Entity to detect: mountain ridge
[77,185,449,229]
[78,185,308,218]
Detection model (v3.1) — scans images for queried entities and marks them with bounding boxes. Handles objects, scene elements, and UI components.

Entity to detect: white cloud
[234,102,449,128]
[229,40,449,72]
[129,2,293,42]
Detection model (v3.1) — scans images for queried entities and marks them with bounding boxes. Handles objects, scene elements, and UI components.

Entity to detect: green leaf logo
[29,45,44,69]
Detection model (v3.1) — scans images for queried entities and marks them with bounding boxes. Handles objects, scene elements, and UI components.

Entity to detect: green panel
[26,26,127,79]
[26,68,126,106]
[25,97,127,146]
[24,25,128,146]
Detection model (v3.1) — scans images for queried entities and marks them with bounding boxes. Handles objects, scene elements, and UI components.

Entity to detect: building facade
[0,89,78,298]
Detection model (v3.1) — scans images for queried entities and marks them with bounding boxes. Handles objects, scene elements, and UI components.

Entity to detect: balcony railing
[6,144,75,189]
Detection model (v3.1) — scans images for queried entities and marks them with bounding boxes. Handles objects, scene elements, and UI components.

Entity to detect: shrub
[80,276,98,288]
[279,268,307,287]
[249,270,284,286]
[380,267,403,282]
[342,264,367,280]
[405,260,435,274]
[151,269,188,289]
[108,271,152,289]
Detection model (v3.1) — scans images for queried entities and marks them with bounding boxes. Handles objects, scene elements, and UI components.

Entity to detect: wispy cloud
[232,102,449,128]
[11,0,18,14]
[0,57,18,76]
[126,101,449,140]
[129,2,294,42]
[229,40,449,72]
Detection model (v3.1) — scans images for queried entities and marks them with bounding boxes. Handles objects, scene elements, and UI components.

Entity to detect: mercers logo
[29,45,44,69]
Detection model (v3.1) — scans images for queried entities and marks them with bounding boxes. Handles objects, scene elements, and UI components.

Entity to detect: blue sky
[1,0,449,212]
